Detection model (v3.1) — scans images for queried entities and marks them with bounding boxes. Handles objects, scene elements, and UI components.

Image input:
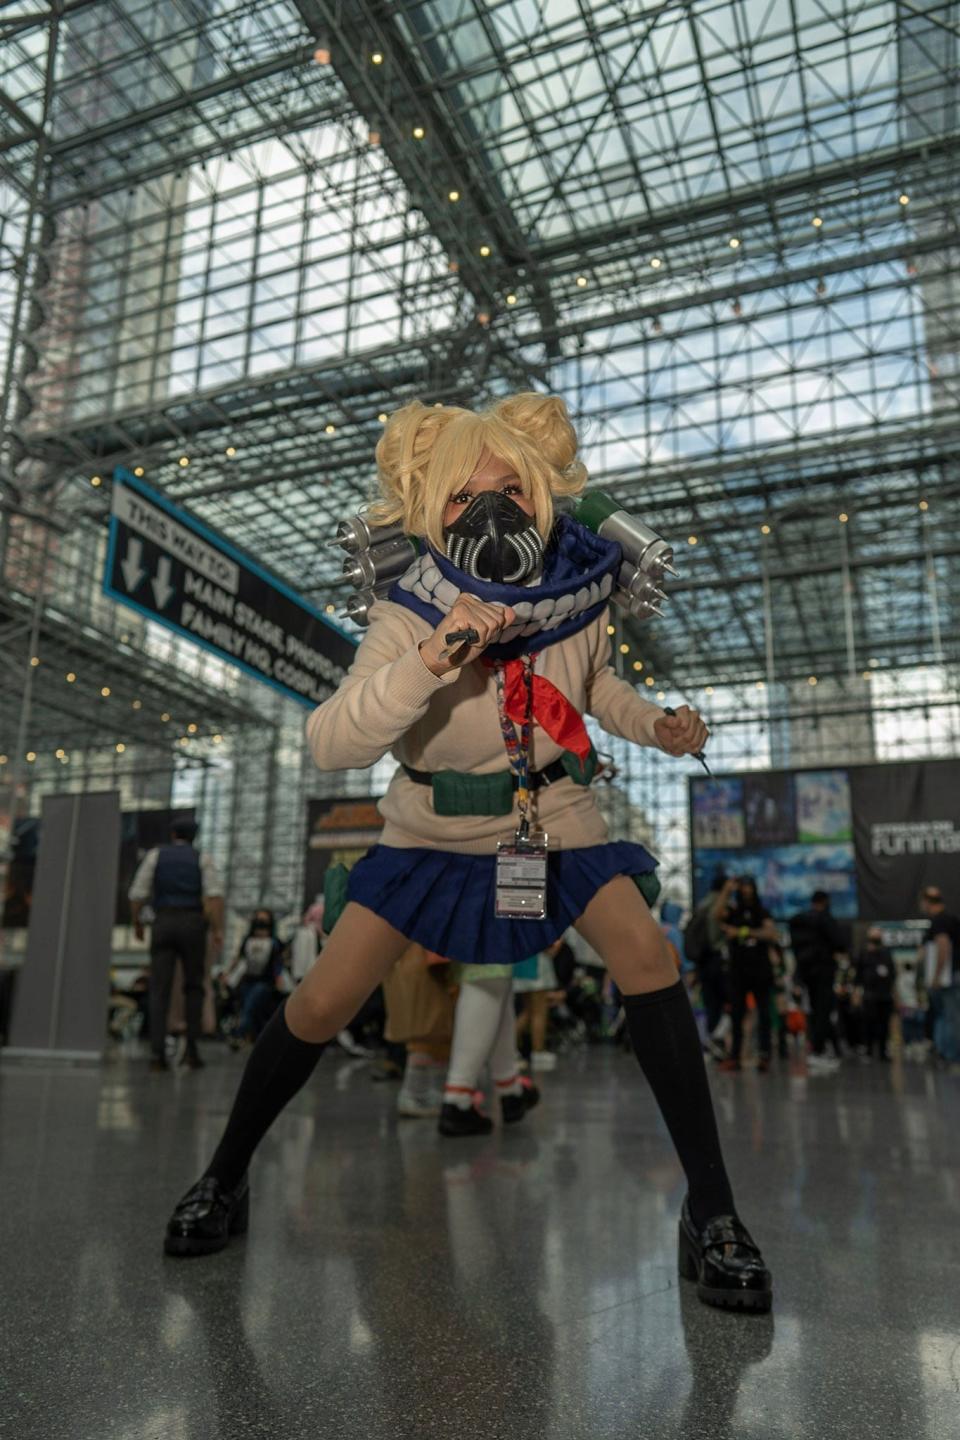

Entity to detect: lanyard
[494,655,534,838]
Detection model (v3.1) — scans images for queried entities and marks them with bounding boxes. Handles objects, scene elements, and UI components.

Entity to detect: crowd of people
[684,871,960,1075]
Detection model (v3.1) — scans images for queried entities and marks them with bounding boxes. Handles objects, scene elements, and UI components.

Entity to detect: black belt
[402,758,571,792]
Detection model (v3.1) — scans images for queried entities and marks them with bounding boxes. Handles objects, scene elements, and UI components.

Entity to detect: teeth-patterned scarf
[389,515,622,660]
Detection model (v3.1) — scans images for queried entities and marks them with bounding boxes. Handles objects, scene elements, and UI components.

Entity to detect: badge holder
[496,820,549,920]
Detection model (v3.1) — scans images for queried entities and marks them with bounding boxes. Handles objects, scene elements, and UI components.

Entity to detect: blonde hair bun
[493,392,582,476]
[370,391,587,550]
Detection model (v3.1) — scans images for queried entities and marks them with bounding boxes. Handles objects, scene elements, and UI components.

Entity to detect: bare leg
[573,875,676,995]
[286,902,410,1041]
[530,991,550,1052]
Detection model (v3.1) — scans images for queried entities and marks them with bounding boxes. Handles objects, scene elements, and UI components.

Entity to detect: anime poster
[692,842,858,919]
[795,770,853,842]
[691,778,745,849]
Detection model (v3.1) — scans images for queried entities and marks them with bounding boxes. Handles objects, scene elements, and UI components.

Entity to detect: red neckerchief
[486,655,592,762]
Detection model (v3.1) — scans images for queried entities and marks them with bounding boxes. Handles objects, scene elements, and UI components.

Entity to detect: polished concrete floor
[2,1041,958,1440]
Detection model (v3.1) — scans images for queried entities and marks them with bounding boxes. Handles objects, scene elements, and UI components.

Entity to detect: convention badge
[495,829,548,920]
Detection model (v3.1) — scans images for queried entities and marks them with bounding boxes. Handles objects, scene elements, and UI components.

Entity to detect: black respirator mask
[443,491,544,585]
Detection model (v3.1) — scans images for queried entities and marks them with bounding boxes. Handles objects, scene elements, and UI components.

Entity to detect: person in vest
[162,393,771,1314]
[129,818,224,1072]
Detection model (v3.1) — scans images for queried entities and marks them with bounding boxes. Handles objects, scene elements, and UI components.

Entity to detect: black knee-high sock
[623,979,734,1228]
[205,1001,325,1191]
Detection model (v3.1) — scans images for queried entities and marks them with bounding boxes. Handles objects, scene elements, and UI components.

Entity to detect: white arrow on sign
[151,555,175,610]
[120,537,146,593]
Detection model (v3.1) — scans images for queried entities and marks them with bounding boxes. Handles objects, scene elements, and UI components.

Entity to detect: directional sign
[104,469,357,706]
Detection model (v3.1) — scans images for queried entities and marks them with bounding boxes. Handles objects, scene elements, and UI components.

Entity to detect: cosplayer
[163,393,772,1313]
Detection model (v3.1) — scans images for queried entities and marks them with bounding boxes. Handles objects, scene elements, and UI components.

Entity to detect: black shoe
[150,1056,169,1073]
[179,1043,205,1071]
[438,1102,493,1137]
[678,1198,772,1313]
[500,1080,541,1125]
[164,1174,249,1257]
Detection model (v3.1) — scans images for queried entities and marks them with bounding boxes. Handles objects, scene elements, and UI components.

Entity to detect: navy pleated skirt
[345,841,658,966]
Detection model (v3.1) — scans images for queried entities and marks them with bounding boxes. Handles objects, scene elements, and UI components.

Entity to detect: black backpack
[683,903,712,965]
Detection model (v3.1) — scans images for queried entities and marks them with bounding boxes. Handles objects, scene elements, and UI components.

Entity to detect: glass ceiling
[1,0,958,699]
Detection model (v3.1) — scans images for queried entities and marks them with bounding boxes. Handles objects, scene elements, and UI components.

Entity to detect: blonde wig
[371,392,587,552]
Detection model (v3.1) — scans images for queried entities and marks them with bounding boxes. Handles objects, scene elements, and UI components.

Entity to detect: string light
[378,413,388,423]
[213,734,223,744]
[619,643,629,655]
[808,675,818,686]
[66,672,76,683]
[116,743,126,754]
[132,699,142,710]
[657,690,666,701]
[687,535,698,545]
[650,256,662,269]
[705,686,715,696]
[325,603,336,614]
[26,751,36,763]
[839,512,849,523]
[179,736,189,747]
[30,656,40,667]
[448,189,460,202]
[0,755,7,765]
[761,524,771,535]
[919,499,929,511]
[899,193,909,206]
[479,245,491,257]
[506,293,518,305]
[812,215,823,228]
[645,676,655,687]
[606,624,616,636]
[371,51,384,65]
[412,125,425,140]
[90,475,102,487]
[56,749,66,759]
[729,237,741,249]
[100,686,111,697]
[225,446,236,457]
[160,711,171,722]
[476,311,490,326]
[324,423,336,434]
[133,466,144,477]
[178,456,189,467]
[756,680,765,690]
[313,46,331,64]
[575,275,588,287]
[187,722,198,734]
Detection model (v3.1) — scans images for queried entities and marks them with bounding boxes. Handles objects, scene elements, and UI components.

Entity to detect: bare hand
[419,593,516,676]
[654,704,709,757]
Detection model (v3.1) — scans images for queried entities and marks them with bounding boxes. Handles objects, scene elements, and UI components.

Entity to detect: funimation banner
[690,759,960,922]
[850,760,960,918]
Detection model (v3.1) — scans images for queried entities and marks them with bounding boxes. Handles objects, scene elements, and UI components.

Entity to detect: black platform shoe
[438,1102,493,1137]
[179,1041,205,1071]
[500,1080,541,1125]
[678,1198,772,1313]
[164,1174,249,1257]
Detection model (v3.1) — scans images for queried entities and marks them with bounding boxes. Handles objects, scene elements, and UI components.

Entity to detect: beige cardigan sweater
[306,599,666,854]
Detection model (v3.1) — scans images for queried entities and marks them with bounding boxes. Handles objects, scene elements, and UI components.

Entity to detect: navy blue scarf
[388,515,622,659]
